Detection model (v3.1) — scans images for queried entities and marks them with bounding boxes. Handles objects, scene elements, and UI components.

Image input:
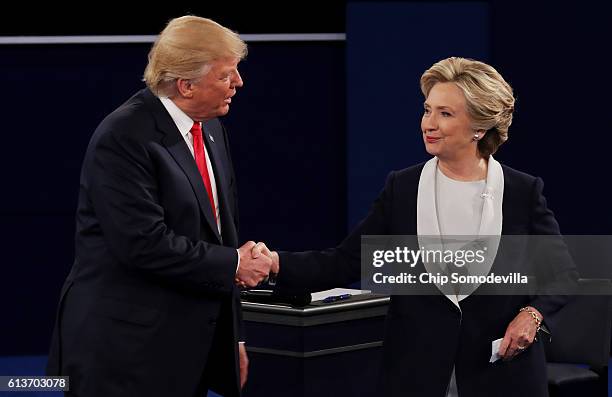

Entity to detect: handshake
[235,241,280,287]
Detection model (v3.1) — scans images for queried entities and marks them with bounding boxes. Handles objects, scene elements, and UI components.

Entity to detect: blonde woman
[264,57,577,397]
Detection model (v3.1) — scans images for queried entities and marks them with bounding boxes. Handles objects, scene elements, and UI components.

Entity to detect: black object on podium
[240,291,390,397]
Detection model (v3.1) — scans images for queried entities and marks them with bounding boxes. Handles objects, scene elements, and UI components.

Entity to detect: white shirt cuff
[235,249,240,274]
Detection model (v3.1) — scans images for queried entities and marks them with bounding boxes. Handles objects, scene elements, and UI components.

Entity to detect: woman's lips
[426,136,441,143]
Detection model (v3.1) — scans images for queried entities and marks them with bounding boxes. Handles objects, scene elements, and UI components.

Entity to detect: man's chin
[217,104,230,116]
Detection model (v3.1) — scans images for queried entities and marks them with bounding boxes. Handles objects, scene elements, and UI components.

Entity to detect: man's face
[186,57,243,121]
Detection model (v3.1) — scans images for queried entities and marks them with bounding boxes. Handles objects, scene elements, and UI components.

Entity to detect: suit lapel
[166,140,223,243]
[202,120,238,247]
[143,89,223,243]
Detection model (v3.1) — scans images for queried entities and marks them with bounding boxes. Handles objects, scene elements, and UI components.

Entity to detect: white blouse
[435,167,486,236]
[435,166,486,397]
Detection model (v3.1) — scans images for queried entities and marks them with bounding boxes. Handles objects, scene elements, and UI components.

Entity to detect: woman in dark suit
[256,57,577,397]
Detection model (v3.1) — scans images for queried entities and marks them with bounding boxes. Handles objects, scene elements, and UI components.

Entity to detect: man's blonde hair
[420,57,515,157]
[144,16,247,97]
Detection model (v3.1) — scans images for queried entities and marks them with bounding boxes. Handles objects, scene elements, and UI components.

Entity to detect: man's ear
[176,78,194,98]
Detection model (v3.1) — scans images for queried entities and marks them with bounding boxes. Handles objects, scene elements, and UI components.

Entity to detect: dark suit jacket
[276,162,578,397]
[47,88,244,397]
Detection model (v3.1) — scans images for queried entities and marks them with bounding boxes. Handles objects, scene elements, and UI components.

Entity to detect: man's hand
[498,307,542,360]
[251,242,279,274]
[239,343,248,389]
[236,241,272,287]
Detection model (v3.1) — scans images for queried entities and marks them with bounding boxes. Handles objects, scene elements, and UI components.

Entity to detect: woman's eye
[441,112,451,117]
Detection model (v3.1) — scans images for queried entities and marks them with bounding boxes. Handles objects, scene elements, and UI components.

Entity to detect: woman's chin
[424,146,439,157]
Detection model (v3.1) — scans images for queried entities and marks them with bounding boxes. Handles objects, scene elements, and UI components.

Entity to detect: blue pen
[322,293,352,303]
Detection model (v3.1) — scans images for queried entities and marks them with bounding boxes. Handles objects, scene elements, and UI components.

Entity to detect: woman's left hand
[498,308,541,360]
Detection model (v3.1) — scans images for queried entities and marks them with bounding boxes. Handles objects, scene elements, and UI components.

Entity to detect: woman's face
[421,82,478,161]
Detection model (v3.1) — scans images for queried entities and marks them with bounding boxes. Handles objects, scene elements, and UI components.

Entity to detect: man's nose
[232,70,244,88]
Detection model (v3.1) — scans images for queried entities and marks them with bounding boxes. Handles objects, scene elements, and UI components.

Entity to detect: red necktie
[191,121,217,223]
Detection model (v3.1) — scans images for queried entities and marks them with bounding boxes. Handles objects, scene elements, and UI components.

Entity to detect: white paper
[311,288,371,302]
[490,338,503,363]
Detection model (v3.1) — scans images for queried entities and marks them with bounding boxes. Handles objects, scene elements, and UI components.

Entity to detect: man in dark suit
[46,16,272,397]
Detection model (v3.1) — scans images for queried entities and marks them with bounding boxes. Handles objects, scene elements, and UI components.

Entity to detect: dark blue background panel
[346,2,490,227]
[490,1,612,234]
[224,42,347,252]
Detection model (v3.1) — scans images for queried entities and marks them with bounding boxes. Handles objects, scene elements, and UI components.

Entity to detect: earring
[472,134,480,141]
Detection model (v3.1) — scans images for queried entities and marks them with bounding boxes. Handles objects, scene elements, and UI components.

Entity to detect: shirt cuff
[235,249,240,275]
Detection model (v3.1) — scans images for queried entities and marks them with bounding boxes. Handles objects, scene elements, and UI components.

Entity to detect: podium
[241,294,390,397]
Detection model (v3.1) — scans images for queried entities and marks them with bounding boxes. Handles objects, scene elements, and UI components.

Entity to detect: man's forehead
[211,57,241,68]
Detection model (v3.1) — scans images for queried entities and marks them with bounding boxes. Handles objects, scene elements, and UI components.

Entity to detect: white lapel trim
[416,156,504,307]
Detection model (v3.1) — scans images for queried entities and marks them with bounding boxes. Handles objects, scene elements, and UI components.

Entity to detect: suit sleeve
[526,177,579,330]
[219,121,246,342]
[275,171,396,294]
[86,127,238,294]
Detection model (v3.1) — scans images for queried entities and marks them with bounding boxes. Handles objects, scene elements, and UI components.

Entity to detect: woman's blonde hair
[420,57,515,157]
[143,16,247,97]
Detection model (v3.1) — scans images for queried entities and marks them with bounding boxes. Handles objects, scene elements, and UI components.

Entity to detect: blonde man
[47,16,272,397]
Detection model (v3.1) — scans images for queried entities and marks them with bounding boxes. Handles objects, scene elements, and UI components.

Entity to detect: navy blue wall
[223,42,347,251]
[347,2,490,227]
[490,1,612,235]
